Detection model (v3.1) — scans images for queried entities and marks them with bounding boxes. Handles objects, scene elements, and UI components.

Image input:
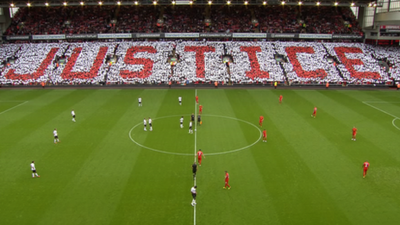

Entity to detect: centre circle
[128,114,262,156]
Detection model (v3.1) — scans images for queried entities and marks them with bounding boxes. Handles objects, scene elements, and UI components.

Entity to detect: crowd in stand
[160,6,205,33]
[228,42,284,83]
[256,6,301,33]
[114,6,158,33]
[4,6,362,35]
[367,45,400,81]
[0,41,398,86]
[0,44,21,71]
[275,42,342,84]
[209,6,253,33]
[301,7,362,35]
[324,43,388,83]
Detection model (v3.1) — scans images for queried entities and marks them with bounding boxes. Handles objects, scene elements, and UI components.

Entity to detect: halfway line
[193,89,197,225]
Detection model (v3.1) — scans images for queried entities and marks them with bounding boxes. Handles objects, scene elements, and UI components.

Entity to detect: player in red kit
[223,171,231,189]
[363,161,369,178]
[199,105,203,114]
[262,129,267,142]
[259,116,264,126]
[352,126,357,141]
[279,95,283,104]
[311,107,317,118]
[197,149,205,166]
[196,96,199,104]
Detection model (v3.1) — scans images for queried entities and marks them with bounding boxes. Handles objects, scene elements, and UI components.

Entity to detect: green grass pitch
[0,88,400,225]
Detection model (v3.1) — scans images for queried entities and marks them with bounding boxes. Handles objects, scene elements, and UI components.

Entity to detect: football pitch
[1,88,400,225]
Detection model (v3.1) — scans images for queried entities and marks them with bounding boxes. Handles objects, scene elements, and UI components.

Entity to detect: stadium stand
[0,41,399,86]
[4,6,362,35]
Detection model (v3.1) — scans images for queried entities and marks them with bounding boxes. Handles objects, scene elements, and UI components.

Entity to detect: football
[195,129,197,131]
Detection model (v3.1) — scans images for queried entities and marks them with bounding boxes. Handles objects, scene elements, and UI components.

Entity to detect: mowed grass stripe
[132,89,195,154]
[109,89,194,225]
[0,90,127,224]
[364,89,400,103]
[192,89,263,224]
[315,90,400,163]
[283,90,400,224]
[0,89,49,102]
[0,101,27,115]
[317,90,400,218]
[216,90,284,224]
[295,90,397,163]
[0,89,68,132]
[2,89,400,225]
[0,89,95,224]
[31,89,146,225]
[196,89,236,117]
[0,89,82,184]
[247,89,352,224]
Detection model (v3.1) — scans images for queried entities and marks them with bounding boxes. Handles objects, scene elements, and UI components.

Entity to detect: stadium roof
[0,0,376,7]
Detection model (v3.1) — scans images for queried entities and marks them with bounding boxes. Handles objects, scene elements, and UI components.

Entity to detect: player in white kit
[53,129,60,144]
[148,117,153,131]
[191,186,197,206]
[143,118,147,131]
[180,116,184,128]
[189,121,193,134]
[30,161,40,178]
[178,96,182,105]
[71,110,76,122]
[138,97,142,107]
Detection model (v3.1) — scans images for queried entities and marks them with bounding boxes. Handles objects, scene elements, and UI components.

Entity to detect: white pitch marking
[0,101,28,115]
[392,118,400,131]
[362,101,400,131]
[362,101,399,119]
[193,89,197,225]
[128,114,262,155]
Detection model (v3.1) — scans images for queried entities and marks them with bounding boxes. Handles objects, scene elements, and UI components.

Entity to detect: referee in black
[192,161,197,179]
[197,114,201,125]
[191,113,195,122]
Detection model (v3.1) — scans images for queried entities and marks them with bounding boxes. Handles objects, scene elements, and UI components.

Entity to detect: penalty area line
[362,101,400,131]
[0,101,29,115]
[362,101,399,119]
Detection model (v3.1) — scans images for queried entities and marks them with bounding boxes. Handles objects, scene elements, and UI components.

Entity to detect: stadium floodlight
[351,2,354,6]
[281,1,285,5]
[98,1,103,5]
[368,3,372,6]
[208,0,212,4]
[373,3,376,6]
[10,3,15,7]
[334,2,338,5]
[63,2,67,6]
[27,2,31,6]
[134,1,138,5]
[172,0,176,4]
[316,1,320,5]
[263,1,267,5]
[117,1,121,4]
[80,1,84,5]
[153,0,157,5]
[227,0,231,4]
[298,1,302,5]
[45,2,49,6]
[244,1,248,5]
[189,1,193,4]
